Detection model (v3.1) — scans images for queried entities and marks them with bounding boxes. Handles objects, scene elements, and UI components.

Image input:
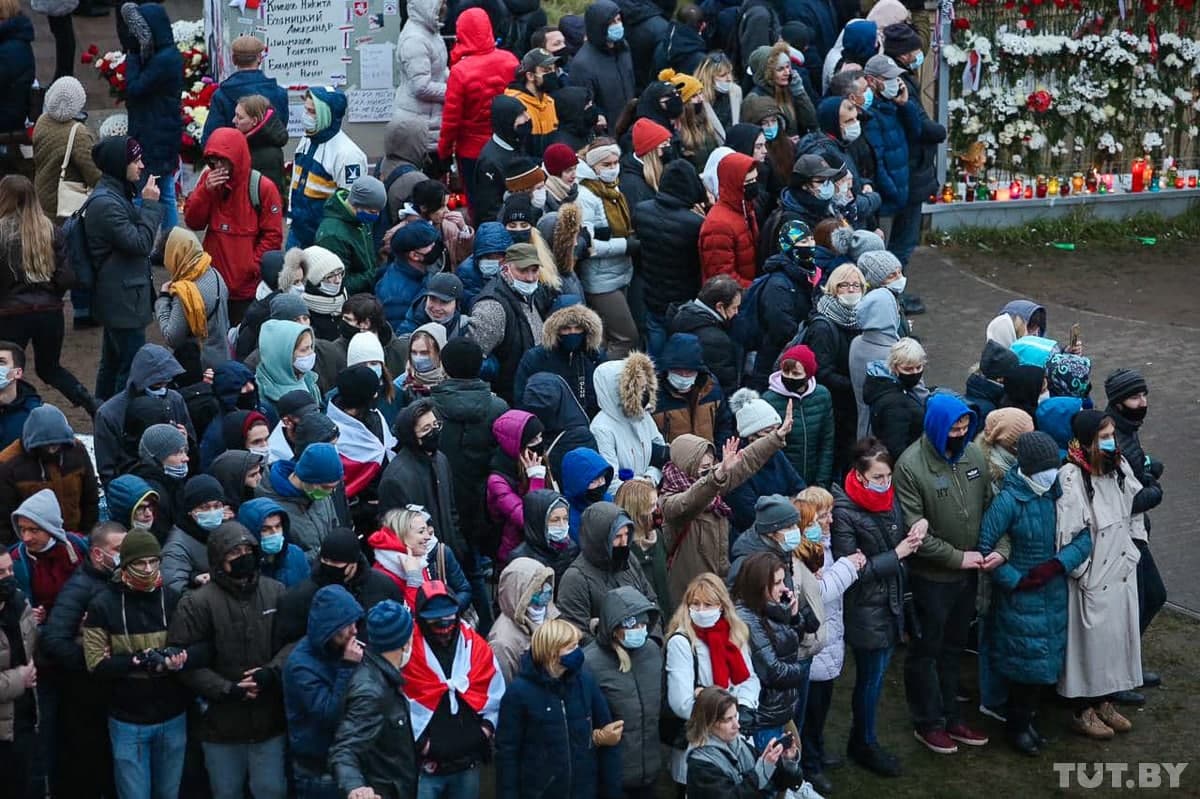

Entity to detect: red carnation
[954,16,971,29]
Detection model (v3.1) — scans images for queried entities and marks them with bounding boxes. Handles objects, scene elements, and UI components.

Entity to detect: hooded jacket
[560,446,614,541]
[486,557,560,683]
[590,354,666,492]
[169,522,288,743]
[747,253,820,392]
[582,586,663,790]
[202,68,289,145]
[395,0,449,152]
[121,3,183,175]
[508,489,579,583]
[557,502,659,645]
[699,153,759,287]
[10,488,87,609]
[0,407,99,540]
[575,159,636,295]
[282,584,364,769]
[313,189,378,296]
[0,13,33,133]
[289,87,369,248]
[567,1,637,123]
[94,345,193,485]
[895,393,992,582]
[457,222,512,308]
[437,9,520,161]
[379,115,433,226]
[161,512,213,597]
[184,128,285,301]
[154,230,233,374]
[487,410,547,562]
[105,474,158,535]
[237,496,308,588]
[85,136,165,331]
[473,94,532,224]
[863,360,927,462]
[848,289,901,438]
[652,335,734,446]
[635,160,707,315]
[520,373,599,488]
[514,304,605,417]
[547,86,598,152]
[669,300,741,397]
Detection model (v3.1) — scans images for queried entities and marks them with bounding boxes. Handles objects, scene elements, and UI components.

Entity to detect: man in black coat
[473,95,533,225]
[273,527,405,649]
[617,0,671,89]
[669,276,744,397]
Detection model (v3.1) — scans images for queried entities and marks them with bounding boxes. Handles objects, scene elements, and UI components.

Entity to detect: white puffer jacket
[393,0,447,151]
[809,537,860,682]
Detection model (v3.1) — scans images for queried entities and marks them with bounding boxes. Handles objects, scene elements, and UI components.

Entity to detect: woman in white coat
[590,353,666,493]
[393,0,447,152]
[663,573,761,790]
[1056,410,1143,739]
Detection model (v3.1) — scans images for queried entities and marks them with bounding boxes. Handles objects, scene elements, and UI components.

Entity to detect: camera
[140,646,185,671]
[796,604,821,635]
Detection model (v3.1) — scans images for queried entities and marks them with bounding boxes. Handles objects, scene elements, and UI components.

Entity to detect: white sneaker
[979,703,1008,723]
[787,782,826,799]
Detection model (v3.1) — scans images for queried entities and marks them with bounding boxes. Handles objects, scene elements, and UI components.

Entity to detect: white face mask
[319,279,343,296]
[887,275,907,294]
[0,366,12,391]
[689,607,721,629]
[882,78,901,99]
[289,283,306,295]
[511,277,539,297]
[842,121,862,142]
[668,372,696,393]
[249,445,271,459]
[837,292,862,309]
[597,166,620,184]
[531,187,547,209]
[715,79,732,94]
[526,605,547,626]
[293,353,317,373]
[302,110,317,133]
[479,258,502,277]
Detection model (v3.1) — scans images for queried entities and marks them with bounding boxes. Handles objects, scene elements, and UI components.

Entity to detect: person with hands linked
[894,394,993,755]
[0,547,42,794]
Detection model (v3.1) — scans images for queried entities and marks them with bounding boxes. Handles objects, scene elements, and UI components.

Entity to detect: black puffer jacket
[669,300,741,397]
[41,560,111,672]
[1107,406,1163,519]
[830,483,904,651]
[863,368,927,463]
[635,160,706,315]
[734,601,806,731]
[329,649,418,799]
[746,254,818,391]
[617,0,671,88]
[804,313,857,467]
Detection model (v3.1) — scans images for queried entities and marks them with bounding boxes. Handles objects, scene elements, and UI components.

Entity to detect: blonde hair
[666,573,748,648]
[530,227,562,291]
[531,618,580,677]
[0,176,55,283]
[614,479,657,548]
[823,263,865,296]
[677,100,716,159]
[236,94,271,122]
[640,148,665,193]
[380,507,427,546]
[888,337,927,371]
[787,499,823,572]
[796,487,834,515]
[695,53,733,106]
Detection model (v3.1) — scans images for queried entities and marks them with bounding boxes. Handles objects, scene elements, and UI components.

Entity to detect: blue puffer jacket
[375,258,430,331]
[495,651,620,799]
[862,99,913,215]
[121,3,183,176]
[282,585,365,769]
[978,468,1092,685]
[560,447,613,541]
[238,498,309,588]
[727,447,806,535]
[0,14,34,133]
[1035,397,1084,459]
[459,223,513,310]
[202,69,290,145]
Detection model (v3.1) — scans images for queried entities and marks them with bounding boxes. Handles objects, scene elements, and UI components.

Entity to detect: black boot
[1141,670,1162,688]
[1006,717,1039,756]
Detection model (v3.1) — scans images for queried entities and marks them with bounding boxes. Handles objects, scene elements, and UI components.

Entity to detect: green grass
[543,0,588,23]
[932,206,1200,252]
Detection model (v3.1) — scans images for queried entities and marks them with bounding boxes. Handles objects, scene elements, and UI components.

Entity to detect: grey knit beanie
[857,250,902,289]
[269,292,310,321]
[348,176,387,210]
[138,424,187,464]
[1017,431,1061,475]
[44,77,87,122]
[755,494,800,534]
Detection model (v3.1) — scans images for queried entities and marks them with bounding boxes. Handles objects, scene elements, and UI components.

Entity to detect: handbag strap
[60,123,80,179]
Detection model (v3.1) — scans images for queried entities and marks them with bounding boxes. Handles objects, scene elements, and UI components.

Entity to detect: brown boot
[1072,708,1115,740]
[1096,701,1132,732]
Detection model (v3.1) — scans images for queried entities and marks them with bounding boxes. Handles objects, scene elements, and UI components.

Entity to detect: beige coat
[487,557,559,684]
[662,433,785,605]
[0,602,36,742]
[32,116,102,219]
[1055,459,1144,698]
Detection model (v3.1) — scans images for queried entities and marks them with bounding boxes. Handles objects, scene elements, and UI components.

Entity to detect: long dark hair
[732,551,786,624]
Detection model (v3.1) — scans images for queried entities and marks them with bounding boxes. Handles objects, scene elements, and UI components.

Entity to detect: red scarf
[843,471,895,514]
[693,616,750,688]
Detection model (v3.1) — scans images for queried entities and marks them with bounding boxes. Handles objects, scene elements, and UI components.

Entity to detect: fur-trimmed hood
[278,248,307,292]
[550,202,583,274]
[542,304,603,352]
[594,352,658,421]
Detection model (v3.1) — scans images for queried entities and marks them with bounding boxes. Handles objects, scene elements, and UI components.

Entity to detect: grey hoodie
[849,289,901,439]
[21,405,75,450]
[12,488,69,544]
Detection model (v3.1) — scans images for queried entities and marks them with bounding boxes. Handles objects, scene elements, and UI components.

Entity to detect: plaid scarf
[660,461,731,518]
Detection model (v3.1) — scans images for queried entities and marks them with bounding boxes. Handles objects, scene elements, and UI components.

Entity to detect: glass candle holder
[1071,172,1085,194]
[1036,175,1048,198]
[1047,175,1060,195]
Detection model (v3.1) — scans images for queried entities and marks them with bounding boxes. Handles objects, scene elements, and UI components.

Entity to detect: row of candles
[939,162,1199,203]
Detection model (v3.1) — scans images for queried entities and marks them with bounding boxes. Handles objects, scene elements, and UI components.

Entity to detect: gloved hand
[251,667,278,691]
[593,225,612,241]
[788,69,807,97]
[223,683,247,702]
[1147,456,1164,479]
[592,720,625,747]
[624,235,641,258]
[1016,558,1065,591]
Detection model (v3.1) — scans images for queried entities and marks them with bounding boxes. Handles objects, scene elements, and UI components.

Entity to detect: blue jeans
[109,713,188,799]
[790,657,813,733]
[416,766,481,799]
[851,646,894,747]
[135,169,178,231]
[644,310,669,360]
[293,766,340,799]
[887,201,924,268]
[978,611,1009,710]
[96,326,147,401]
[201,736,287,799]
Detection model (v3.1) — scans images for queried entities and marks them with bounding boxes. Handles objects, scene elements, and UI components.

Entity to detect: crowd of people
[0,0,1172,797]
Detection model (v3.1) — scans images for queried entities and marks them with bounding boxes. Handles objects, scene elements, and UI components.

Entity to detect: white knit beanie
[730,388,782,438]
[44,77,87,122]
[98,113,128,138]
[302,246,345,285]
[347,331,385,367]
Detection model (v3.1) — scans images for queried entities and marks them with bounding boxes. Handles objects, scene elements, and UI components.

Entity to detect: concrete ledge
[922,189,1200,231]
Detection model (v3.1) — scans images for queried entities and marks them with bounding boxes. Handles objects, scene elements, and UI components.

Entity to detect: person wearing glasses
[804,263,866,476]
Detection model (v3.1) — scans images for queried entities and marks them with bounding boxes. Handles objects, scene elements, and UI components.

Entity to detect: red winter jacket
[183,128,284,301]
[698,153,760,288]
[436,9,520,162]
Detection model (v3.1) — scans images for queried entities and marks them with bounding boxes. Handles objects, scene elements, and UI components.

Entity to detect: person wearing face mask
[589,354,668,494]
[746,221,823,392]
[200,408,271,472]
[497,617,622,799]
[539,143,581,212]
[287,87,367,250]
[167,521,290,799]
[473,95,536,225]
[395,323,448,404]
[128,423,192,540]
[747,43,818,138]
[0,545,37,795]
[256,441,344,560]
[728,493,810,590]
[470,243,551,403]
[238,498,307,589]
[653,332,735,446]
[804,262,865,475]
[312,176,387,300]
[514,301,604,417]
[856,249,911,336]
[377,220,443,332]
[622,117,674,210]
[758,154,840,266]
[895,393,994,755]
[505,48,562,157]
[82,529,195,799]
[210,448,269,513]
[488,558,560,683]
[487,410,551,563]
[699,153,760,288]
[161,475,230,596]
[860,55,919,235]
[254,320,323,422]
[567,2,635,127]
[797,97,875,210]
[510,489,579,582]
[324,366,395,505]
[558,445,615,539]
[294,247,347,342]
[557,501,661,646]
[546,87,601,153]
[329,599,419,799]
[976,432,1091,755]
[0,406,98,544]
[848,288,902,439]
[862,337,932,466]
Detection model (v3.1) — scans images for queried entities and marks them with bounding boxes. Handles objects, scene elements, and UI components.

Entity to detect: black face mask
[539,72,562,93]
[585,485,607,503]
[664,94,684,119]
[791,244,815,265]
[318,562,349,586]
[0,576,17,603]
[419,429,441,454]
[1121,405,1148,423]
[338,319,362,341]
[898,371,924,389]
[236,390,260,411]
[508,229,532,244]
[513,120,533,148]
[35,447,61,464]
[946,434,967,457]
[609,544,630,570]
[227,552,258,579]
[525,441,546,456]
[421,242,443,266]
[422,618,459,649]
[742,181,759,202]
[781,376,808,395]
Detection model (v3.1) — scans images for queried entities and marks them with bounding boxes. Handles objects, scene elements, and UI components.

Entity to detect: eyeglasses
[835,282,863,291]
[415,421,442,436]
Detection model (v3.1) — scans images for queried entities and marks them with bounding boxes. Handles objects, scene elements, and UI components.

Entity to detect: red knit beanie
[542,143,578,177]
[781,344,818,378]
[632,118,672,157]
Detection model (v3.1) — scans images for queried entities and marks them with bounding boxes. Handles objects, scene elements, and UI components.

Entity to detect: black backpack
[60,186,116,292]
[372,161,418,249]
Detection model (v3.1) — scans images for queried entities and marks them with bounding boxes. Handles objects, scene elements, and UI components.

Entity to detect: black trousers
[801,678,835,774]
[47,14,76,81]
[0,309,93,408]
[1135,539,1166,635]
[904,573,977,732]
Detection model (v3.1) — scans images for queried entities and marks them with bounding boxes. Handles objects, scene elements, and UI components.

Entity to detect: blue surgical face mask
[1031,468,1058,491]
[511,277,539,297]
[622,626,648,649]
[866,476,892,493]
[910,51,924,70]
[163,462,189,479]
[762,122,779,141]
[369,364,383,379]
[0,367,12,391]
[883,77,901,99]
[356,210,380,224]
[1099,438,1117,453]
[411,354,435,373]
[146,385,168,398]
[803,523,822,542]
[861,87,874,110]
[260,532,285,555]
[546,523,570,543]
[529,587,553,607]
[194,508,224,530]
[817,181,834,201]
[607,22,624,42]
[479,258,502,277]
[781,527,802,551]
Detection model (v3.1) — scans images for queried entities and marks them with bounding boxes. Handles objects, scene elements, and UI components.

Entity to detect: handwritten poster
[346,88,394,122]
[359,43,394,90]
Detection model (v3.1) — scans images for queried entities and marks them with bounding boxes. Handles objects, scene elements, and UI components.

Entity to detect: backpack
[658,632,699,747]
[372,161,417,249]
[60,186,115,292]
[248,168,264,210]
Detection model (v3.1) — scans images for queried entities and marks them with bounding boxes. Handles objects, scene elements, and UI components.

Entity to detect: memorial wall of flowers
[941,0,1200,192]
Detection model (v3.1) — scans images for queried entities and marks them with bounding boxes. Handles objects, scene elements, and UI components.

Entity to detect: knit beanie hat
[754,494,800,534]
[1070,409,1107,447]
[543,143,578,177]
[441,337,484,379]
[294,410,340,455]
[182,474,226,511]
[139,424,187,464]
[979,339,1019,381]
[120,529,161,565]
[294,442,344,484]
[780,345,817,378]
[126,138,144,164]
[302,246,344,287]
[659,68,703,102]
[269,293,309,321]
[632,118,672,157]
[1017,431,1061,475]
[1104,368,1148,406]
[1046,353,1092,399]
[320,527,361,563]
[505,159,548,193]
[99,113,128,138]
[501,192,535,226]
[883,22,924,60]
[348,176,387,210]
[337,364,381,408]
[831,227,887,260]
[389,220,439,254]
[346,332,386,367]
[413,321,448,353]
[585,142,621,167]
[368,599,414,652]
[982,407,1033,451]
[857,250,902,289]
[44,77,87,122]
[729,388,782,438]
[276,389,319,419]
